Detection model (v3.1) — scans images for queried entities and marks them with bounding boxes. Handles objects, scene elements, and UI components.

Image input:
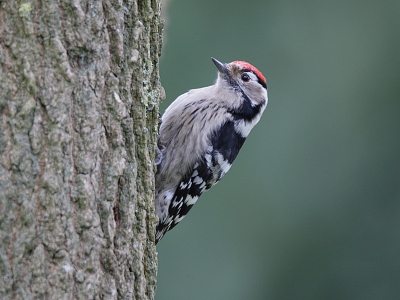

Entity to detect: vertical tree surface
[0,0,163,299]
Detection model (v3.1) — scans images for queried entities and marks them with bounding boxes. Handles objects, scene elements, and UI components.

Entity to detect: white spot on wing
[165,216,173,225]
[193,176,203,185]
[174,215,185,224]
[215,152,232,175]
[172,197,183,209]
[185,195,199,206]
[199,182,206,192]
[204,145,213,168]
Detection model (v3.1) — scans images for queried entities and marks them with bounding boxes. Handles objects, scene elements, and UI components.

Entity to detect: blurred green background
[156,1,400,299]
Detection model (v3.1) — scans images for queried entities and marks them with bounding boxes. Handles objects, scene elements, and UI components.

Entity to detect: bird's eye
[241,73,250,82]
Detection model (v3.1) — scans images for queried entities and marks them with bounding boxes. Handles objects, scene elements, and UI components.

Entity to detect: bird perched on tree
[155,57,268,244]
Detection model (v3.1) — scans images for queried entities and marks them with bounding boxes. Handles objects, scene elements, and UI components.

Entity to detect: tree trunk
[0,0,163,299]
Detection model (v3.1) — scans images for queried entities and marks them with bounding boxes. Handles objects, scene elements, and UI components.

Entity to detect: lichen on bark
[0,0,163,299]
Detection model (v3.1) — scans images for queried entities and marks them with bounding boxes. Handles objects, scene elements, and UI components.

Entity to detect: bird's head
[212,57,268,110]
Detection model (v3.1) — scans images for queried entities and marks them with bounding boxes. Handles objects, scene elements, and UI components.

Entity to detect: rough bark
[0,0,163,299]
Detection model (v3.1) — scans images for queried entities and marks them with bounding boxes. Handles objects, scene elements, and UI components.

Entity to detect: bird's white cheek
[185,195,199,206]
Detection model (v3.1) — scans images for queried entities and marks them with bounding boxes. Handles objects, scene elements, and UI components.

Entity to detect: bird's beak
[211,57,228,75]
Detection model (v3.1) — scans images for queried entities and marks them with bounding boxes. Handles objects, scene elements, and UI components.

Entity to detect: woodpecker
[155,57,268,244]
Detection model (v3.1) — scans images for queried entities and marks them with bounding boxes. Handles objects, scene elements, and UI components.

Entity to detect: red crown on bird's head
[233,61,266,86]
